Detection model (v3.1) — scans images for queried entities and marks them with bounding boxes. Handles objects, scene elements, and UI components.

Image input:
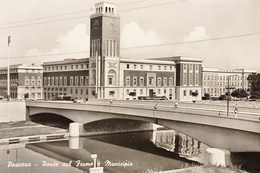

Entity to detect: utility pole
[7,36,11,101]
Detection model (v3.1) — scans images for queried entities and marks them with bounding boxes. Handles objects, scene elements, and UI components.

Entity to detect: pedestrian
[154,104,158,110]
[174,101,178,109]
[234,104,239,118]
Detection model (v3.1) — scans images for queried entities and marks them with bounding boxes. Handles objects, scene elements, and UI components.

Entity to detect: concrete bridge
[26,100,260,152]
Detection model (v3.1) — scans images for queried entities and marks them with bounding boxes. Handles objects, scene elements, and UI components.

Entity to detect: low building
[202,68,256,97]
[0,64,43,100]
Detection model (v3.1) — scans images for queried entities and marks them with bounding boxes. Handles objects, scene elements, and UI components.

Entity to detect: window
[75,77,78,86]
[126,77,130,86]
[59,77,62,86]
[140,65,143,69]
[164,66,166,70]
[195,64,199,71]
[108,69,116,85]
[140,77,144,86]
[81,64,84,69]
[158,78,161,86]
[64,77,67,86]
[183,64,187,71]
[150,65,152,70]
[169,78,173,86]
[133,77,137,86]
[109,77,113,85]
[60,66,63,70]
[85,77,89,86]
[55,77,58,86]
[184,90,187,96]
[70,77,73,86]
[81,89,83,95]
[164,89,166,94]
[71,65,73,70]
[71,89,73,94]
[158,89,161,94]
[170,66,173,70]
[134,64,136,69]
[189,72,193,85]
[158,66,161,70]
[140,89,143,95]
[80,76,84,86]
[75,89,78,95]
[92,39,101,57]
[189,64,193,71]
[190,90,192,96]
[126,89,129,95]
[127,64,129,69]
[195,73,199,85]
[65,66,67,70]
[163,78,167,86]
[183,73,187,85]
[149,77,153,85]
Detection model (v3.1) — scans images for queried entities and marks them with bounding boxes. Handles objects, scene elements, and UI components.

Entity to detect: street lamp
[226,75,238,116]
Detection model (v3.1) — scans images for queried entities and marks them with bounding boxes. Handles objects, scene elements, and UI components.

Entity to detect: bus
[56,95,72,101]
[138,96,168,100]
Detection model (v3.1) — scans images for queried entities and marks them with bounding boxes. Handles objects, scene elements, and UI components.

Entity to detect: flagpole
[7,36,11,101]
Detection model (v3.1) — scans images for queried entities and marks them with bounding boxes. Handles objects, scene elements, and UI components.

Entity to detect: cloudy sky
[0,0,259,71]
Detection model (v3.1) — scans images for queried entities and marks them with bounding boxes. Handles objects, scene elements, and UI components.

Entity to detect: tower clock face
[93,19,100,29]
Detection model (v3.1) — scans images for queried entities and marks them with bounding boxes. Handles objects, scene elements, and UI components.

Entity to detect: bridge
[26,100,260,152]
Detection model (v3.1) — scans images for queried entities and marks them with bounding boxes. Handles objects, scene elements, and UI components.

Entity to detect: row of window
[96,6,115,14]
[125,88,173,96]
[44,88,88,95]
[25,79,41,87]
[204,81,247,87]
[44,64,88,72]
[183,64,200,71]
[204,75,247,81]
[44,76,89,86]
[125,76,173,86]
[183,73,200,86]
[126,64,173,71]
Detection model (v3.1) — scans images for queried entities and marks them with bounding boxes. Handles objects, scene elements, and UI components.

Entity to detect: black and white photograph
[0,0,260,172]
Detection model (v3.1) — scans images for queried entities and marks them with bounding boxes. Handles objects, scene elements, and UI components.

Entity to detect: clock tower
[90,2,120,58]
[89,2,121,99]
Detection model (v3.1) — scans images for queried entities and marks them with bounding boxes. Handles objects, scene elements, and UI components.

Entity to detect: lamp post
[226,75,237,116]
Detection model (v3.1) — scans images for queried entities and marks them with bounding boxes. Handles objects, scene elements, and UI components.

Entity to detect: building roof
[120,58,175,65]
[42,58,88,66]
[0,64,42,70]
[149,56,203,63]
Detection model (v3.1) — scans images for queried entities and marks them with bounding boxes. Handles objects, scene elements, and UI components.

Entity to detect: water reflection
[151,130,208,164]
[0,130,260,173]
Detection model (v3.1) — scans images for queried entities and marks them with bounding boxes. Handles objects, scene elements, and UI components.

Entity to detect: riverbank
[161,166,248,173]
[0,101,26,122]
[0,121,68,143]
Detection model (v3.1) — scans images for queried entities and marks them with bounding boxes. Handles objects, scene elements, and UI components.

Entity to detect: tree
[129,92,136,97]
[231,88,249,100]
[204,93,210,100]
[247,73,260,99]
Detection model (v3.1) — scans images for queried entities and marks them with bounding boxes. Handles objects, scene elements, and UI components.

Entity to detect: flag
[8,36,11,46]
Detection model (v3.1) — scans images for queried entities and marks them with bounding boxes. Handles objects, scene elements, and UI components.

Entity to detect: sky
[0,0,259,71]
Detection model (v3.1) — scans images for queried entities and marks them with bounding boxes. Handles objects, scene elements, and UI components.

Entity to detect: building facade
[42,2,202,101]
[0,64,43,100]
[202,68,256,97]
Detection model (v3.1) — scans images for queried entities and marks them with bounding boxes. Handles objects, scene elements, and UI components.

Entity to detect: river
[1,128,260,173]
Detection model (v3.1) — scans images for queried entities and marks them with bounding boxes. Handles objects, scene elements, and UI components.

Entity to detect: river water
[1,129,260,173]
